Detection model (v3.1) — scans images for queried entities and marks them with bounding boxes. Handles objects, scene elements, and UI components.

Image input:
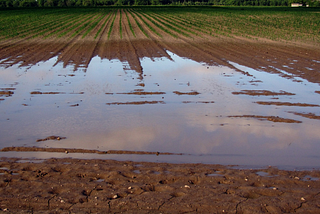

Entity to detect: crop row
[0,7,319,44]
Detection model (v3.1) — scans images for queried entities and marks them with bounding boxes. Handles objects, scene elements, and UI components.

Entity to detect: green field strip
[82,13,106,39]
[2,9,75,34]
[148,12,199,37]
[127,10,149,38]
[131,11,162,38]
[94,11,114,40]
[124,9,135,38]
[158,13,207,35]
[44,14,86,39]
[176,13,233,37]
[30,14,80,39]
[0,9,67,37]
[142,12,189,38]
[108,10,117,40]
[71,14,101,38]
[2,13,73,38]
[57,14,96,38]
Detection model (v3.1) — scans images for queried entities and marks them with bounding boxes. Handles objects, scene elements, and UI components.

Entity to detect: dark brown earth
[0,157,320,213]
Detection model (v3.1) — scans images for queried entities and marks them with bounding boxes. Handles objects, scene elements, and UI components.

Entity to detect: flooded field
[1,41,320,170]
[1,7,320,170]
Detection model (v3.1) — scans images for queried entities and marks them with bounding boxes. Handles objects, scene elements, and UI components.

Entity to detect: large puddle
[1,49,320,170]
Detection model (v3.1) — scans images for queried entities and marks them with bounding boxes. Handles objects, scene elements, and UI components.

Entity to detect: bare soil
[0,157,320,213]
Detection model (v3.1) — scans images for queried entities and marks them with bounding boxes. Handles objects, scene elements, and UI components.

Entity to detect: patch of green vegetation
[128,9,149,38]
[136,10,175,38]
[131,9,162,37]
[94,10,113,39]
[58,14,95,38]
[124,9,135,37]
[108,10,117,39]
[120,9,123,39]
[82,13,105,39]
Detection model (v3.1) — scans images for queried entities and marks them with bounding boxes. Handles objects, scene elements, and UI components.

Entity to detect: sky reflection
[1,51,320,169]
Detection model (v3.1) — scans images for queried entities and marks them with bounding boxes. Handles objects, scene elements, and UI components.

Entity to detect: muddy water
[1,51,320,169]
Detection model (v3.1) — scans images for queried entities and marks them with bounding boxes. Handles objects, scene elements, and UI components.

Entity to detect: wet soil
[288,112,320,120]
[232,90,295,96]
[106,101,165,105]
[255,101,320,107]
[228,115,302,123]
[0,157,319,213]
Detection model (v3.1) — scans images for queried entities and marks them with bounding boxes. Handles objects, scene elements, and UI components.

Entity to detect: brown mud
[30,91,84,95]
[106,101,165,105]
[288,112,320,120]
[173,91,200,95]
[228,115,302,123]
[232,90,295,96]
[0,147,181,155]
[116,91,166,95]
[0,157,320,213]
[255,101,320,107]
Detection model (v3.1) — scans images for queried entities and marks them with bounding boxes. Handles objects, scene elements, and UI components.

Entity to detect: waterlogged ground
[1,45,320,169]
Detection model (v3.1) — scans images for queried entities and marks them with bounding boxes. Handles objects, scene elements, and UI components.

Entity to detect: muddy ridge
[228,115,302,123]
[232,90,295,96]
[288,112,320,120]
[106,101,165,105]
[255,101,320,107]
[0,147,182,155]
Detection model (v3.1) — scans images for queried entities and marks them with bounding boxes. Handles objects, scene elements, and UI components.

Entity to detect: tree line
[0,0,319,8]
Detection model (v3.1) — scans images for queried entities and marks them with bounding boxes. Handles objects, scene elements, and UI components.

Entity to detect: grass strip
[120,9,122,39]
[57,14,95,38]
[128,10,149,38]
[94,10,113,40]
[143,12,189,38]
[82,13,105,38]
[131,10,162,38]
[44,14,84,39]
[108,10,117,40]
[124,9,135,37]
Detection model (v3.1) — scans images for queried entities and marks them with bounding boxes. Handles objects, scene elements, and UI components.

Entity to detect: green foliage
[125,9,135,37]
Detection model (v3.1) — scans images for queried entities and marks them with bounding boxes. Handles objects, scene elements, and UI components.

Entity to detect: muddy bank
[1,147,182,156]
[0,157,319,213]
